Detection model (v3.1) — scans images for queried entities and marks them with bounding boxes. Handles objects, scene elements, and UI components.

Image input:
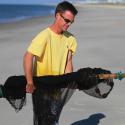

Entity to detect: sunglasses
[60,14,74,24]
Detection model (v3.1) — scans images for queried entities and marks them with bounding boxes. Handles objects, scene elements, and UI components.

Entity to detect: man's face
[58,10,75,32]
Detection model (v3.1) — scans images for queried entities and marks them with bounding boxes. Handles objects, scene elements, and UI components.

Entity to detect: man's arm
[65,50,73,74]
[23,51,35,93]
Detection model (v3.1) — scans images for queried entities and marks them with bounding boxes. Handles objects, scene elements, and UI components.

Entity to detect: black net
[2,76,26,112]
[32,82,77,125]
[0,68,114,124]
[83,78,114,98]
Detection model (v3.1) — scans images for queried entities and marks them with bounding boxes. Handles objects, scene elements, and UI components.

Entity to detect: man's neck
[49,24,63,35]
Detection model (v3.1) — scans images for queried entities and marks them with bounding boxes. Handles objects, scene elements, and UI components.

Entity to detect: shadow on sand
[71,113,106,125]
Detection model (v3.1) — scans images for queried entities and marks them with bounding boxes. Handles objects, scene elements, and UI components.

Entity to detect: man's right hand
[26,83,36,93]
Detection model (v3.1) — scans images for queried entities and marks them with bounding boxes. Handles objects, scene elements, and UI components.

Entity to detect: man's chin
[63,28,68,32]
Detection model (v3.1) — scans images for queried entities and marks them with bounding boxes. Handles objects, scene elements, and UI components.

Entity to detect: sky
[1,0,124,5]
[0,0,66,5]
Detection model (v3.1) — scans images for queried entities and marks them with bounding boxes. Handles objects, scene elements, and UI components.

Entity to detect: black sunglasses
[60,14,74,24]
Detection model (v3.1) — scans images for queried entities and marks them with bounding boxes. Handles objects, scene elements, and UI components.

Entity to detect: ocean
[0,4,56,23]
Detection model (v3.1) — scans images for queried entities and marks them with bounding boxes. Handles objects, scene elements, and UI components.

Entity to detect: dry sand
[0,4,125,125]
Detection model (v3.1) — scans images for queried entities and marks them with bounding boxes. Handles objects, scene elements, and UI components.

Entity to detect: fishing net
[0,67,114,125]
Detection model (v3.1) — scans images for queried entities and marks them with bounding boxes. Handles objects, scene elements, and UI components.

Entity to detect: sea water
[0,4,55,23]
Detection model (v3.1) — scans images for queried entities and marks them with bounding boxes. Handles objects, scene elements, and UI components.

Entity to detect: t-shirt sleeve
[27,31,47,57]
[68,37,77,55]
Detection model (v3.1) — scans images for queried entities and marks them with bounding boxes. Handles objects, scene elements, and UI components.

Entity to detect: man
[23,1,78,125]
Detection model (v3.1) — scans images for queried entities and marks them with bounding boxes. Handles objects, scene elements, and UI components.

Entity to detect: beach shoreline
[0,15,54,29]
[75,2,125,7]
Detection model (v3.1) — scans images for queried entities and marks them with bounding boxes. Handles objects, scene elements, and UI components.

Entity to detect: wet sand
[0,4,125,125]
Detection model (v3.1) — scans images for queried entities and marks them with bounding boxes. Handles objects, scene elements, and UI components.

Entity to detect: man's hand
[26,83,35,93]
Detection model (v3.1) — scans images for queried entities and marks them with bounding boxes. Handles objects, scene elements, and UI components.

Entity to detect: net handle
[98,72,125,80]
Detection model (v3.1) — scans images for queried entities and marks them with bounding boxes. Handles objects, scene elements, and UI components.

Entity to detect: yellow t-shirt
[28,28,77,76]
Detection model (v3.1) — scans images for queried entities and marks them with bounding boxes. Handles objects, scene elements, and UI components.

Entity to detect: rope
[116,71,124,80]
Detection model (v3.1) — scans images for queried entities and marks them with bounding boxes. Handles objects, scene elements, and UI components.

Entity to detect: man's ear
[55,12,60,18]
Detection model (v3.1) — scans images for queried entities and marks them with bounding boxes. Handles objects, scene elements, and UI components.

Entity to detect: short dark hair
[55,1,78,16]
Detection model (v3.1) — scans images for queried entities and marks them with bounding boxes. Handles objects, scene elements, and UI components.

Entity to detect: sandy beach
[0,4,125,125]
